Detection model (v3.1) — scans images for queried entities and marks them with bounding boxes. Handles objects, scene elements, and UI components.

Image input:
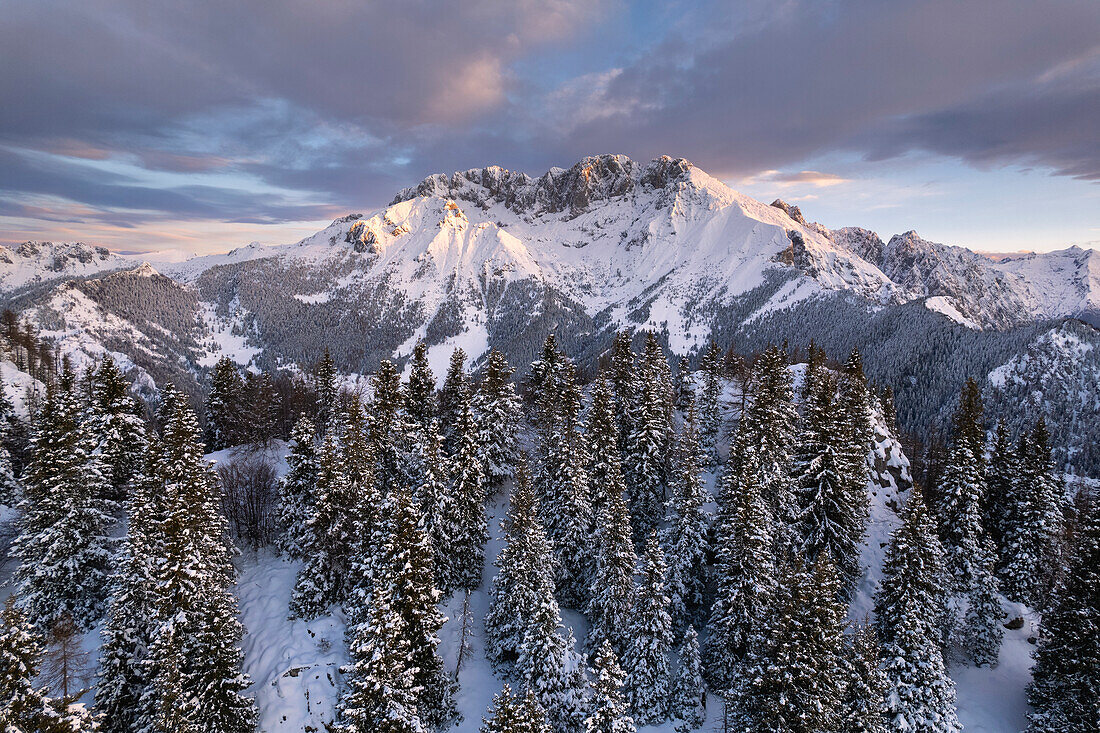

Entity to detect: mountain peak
[391,154,710,219]
[770,199,807,226]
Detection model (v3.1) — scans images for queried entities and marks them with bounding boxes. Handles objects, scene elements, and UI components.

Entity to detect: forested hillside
[0,322,1096,731]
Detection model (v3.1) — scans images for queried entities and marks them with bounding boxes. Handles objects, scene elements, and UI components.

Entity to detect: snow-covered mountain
[0,240,130,291]
[2,153,1098,471]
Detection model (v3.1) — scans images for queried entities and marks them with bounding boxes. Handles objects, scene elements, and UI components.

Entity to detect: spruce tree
[519,586,586,733]
[144,388,256,732]
[674,355,694,411]
[1026,504,1100,732]
[963,555,1005,668]
[625,333,672,539]
[0,597,97,731]
[670,628,704,730]
[790,375,865,598]
[485,465,557,668]
[335,585,424,733]
[622,533,672,725]
[936,385,991,595]
[663,406,708,631]
[481,685,552,733]
[89,355,146,499]
[290,434,356,618]
[1001,417,1063,608]
[13,367,114,630]
[838,623,888,733]
[439,348,471,456]
[731,345,798,524]
[585,379,636,656]
[96,437,166,733]
[405,340,436,435]
[703,452,775,690]
[0,377,22,506]
[315,348,339,434]
[371,359,411,495]
[983,419,1016,555]
[608,331,637,459]
[414,420,454,592]
[277,416,319,559]
[441,389,487,596]
[697,341,722,466]
[474,348,522,487]
[731,556,847,733]
[873,488,960,733]
[205,356,245,449]
[585,641,635,733]
[530,342,593,607]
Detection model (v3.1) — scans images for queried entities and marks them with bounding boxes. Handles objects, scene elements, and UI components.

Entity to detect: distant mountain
[2,154,1098,472]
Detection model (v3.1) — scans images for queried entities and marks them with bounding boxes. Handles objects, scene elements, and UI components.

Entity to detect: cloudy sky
[1,0,1097,256]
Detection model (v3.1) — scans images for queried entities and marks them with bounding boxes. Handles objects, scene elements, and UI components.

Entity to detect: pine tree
[622,533,672,725]
[873,488,960,733]
[704,453,775,691]
[585,641,636,733]
[790,375,865,598]
[277,416,319,559]
[731,556,847,733]
[89,355,146,500]
[0,377,22,507]
[838,624,888,733]
[1026,504,1100,732]
[1000,417,1063,608]
[485,465,557,668]
[670,628,704,730]
[880,386,898,437]
[315,348,339,433]
[663,406,708,631]
[13,368,114,630]
[0,597,97,732]
[964,555,1005,668]
[144,388,256,732]
[205,356,245,449]
[481,685,552,733]
[405,340,436,435]
[441,389,487,596]
[625,333,672,539]
[96,437,166,733]
[244,370,280,444]
[586,379,636,656]
[697,341,722,466]
[290,433,356,618]
[474,348,522,487]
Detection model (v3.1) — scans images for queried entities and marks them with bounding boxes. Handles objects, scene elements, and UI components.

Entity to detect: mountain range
[2,154,1098,473]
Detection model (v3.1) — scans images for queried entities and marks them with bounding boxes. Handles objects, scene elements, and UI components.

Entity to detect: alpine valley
[3,154,1099,473]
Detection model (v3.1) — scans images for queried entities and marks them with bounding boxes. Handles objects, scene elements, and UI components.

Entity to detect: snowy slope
[992,245,1100,327]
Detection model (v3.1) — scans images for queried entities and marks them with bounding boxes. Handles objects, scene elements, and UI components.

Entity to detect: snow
[925,296,981,330]
[0,360,44,417]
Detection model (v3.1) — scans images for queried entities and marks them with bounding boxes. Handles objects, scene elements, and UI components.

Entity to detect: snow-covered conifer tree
[838,623,888,733]
[670,628,704,730]
[622,533,672,725]
[473,348,522,487]
[1026,504,1100,732]
[481,684,551,733]
[697,341,722,466]
[205,356,245,450]
[873,488,960,733]
[405,340,436,435]
[13,367,114,630]
[663,406,708,631]
[89,355,145,499]
[703,452,775,690]
[277,416,319,559]
[441,388,487,595]
[585,641,635,733]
